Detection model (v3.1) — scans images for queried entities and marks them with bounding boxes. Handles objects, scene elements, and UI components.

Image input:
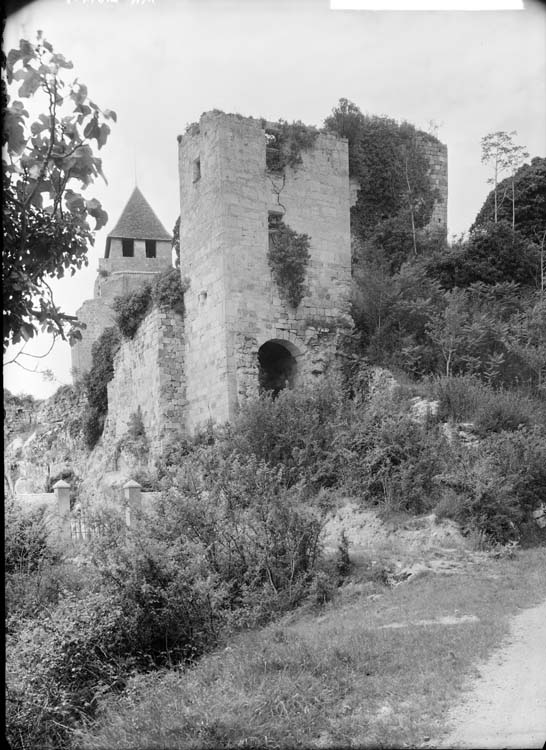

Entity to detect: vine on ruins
[263,120,319,173]
[268,221,311,308]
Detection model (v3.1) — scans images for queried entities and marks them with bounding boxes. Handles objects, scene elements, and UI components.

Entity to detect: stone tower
[178,112,353,432]
[71,187,172,376]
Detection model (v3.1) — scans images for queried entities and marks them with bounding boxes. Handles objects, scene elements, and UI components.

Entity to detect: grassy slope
[76,546,546,749]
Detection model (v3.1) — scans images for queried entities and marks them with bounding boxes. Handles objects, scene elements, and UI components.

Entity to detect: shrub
[264,119,319,172]
[4,500,65,621]
[152,267,188,313]
[113,283,152,339]
[344,405,447,514]
[113,269,188,340]
[89,524,227,667]
[431,375,538,435]
[436,425,546,544]
[227,380,348,491]
[6,591,132,750]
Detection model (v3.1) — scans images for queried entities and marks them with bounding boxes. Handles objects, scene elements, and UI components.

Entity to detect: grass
[75,546,546,749]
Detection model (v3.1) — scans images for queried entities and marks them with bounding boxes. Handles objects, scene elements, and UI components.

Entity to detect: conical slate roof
[108,187,171,240]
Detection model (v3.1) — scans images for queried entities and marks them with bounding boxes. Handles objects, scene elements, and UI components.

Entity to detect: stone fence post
[53,479,71,542]
[123,479,142,528]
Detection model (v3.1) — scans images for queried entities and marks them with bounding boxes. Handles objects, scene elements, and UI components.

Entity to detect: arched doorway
[258,340,299,396]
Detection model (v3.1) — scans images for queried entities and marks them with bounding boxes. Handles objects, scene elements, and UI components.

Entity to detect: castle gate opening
[258,340,299,396]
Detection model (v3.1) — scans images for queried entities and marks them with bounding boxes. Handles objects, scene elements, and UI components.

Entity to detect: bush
[113,269,188,340]
[113,283,152,339]
[431,375,538,435]
[4,500,67,622]
[346,412,447,513]
[227,380,348,491]
[436,425,546,544]
[6,591,132,750]
[155,449,326,620]
[152,267,188,313]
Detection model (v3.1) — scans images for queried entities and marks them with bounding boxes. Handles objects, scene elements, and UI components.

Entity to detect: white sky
[3,0,546,399]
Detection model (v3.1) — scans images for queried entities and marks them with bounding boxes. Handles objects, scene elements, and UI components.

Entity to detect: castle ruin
[74,111,448,456]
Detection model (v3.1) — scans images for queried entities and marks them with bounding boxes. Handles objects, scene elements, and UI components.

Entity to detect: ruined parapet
[178,111,353,432]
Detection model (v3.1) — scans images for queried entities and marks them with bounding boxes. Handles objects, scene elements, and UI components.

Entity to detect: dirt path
[437,599,546,749]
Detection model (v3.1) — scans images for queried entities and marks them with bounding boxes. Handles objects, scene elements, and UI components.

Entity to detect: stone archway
[258,339,299,396]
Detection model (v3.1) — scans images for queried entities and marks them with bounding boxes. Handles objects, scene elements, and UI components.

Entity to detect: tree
[324,99,439,256]
[473,156,546,245]
[480,131,529,227]
[427,221,539,290]
[2,33,116,353]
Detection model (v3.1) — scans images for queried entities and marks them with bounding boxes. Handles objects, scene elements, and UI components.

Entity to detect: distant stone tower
[178,112,353,432]
[71,187,172,377]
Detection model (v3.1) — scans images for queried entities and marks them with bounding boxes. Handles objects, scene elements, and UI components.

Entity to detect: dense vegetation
[324,98,443,270]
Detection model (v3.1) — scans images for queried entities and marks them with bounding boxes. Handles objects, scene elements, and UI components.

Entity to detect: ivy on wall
[268,220,311,308]
[82,326,120,449]
[263,120,319,173]
[113,268,188,340]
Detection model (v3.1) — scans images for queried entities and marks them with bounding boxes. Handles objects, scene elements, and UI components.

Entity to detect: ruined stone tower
[178,112,353,432]
[71,187,172,376]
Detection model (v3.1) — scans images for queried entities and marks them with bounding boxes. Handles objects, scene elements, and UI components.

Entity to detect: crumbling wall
[104,306,186,457]
[178,112,353,431]
[417,134,448,233]
[71,298,116,378]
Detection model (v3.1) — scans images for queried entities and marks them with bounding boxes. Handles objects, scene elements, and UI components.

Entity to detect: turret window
[145,240,157,258]
[122,238,134,257]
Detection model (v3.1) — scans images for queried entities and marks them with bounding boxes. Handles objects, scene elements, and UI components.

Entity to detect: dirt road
[438,599,546,749]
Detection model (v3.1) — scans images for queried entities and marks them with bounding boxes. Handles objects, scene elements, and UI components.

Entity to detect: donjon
[71,187,172,376]
[178,112,354,432]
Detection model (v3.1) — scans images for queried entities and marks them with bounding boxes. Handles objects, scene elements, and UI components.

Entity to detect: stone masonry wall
[104,306,186,457]
[417,134,448,232]
[178,112,353,432]
[71,298,116,379]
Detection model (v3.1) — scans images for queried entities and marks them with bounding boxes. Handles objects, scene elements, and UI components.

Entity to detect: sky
[3,0,546,399]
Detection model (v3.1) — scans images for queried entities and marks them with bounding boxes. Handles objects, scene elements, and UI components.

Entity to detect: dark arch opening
[258,340,298,396]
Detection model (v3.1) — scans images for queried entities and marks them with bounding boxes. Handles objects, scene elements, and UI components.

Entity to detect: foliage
[267,221,311,307]
[227,380,347,491]
[427,221,539,290]
[324,99,439,251]
[438,426,546,544]
[345,410,447,514]
[152,267,188,312]
[263,119,319,172]
[82,326,120,448]
[473,156,546,243]
[431,375,542,436]
[480,130,529,226]
[6,590,131,750]
[172,215,181,267]
[4,500,58,577]
[3,33,115,351]
[113,268,188,339]
[112,283,152,339]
